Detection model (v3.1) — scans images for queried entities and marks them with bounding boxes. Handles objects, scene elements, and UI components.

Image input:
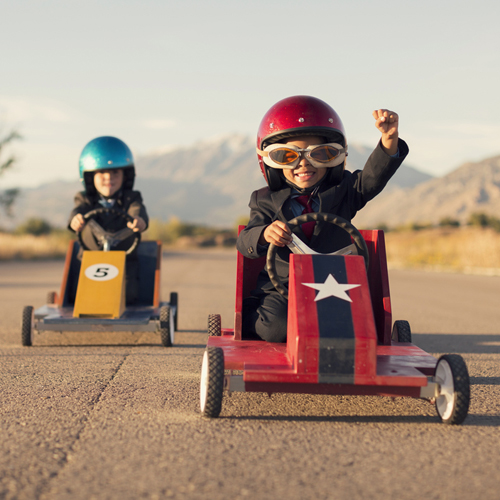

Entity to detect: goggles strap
[256,147,268,157]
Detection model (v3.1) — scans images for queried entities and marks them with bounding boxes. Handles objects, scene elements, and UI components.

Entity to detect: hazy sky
[1,0,499,188]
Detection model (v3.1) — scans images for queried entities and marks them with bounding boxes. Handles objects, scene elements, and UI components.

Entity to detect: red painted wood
[243,381,422,398]
[360,230,392,345]
[377,344,437,357]
[207,336,290,371]
[288,254,320,376]
[234,225,266,341]
[344,255,378,384]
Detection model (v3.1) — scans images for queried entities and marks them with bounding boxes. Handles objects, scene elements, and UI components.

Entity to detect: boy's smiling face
[93,168,124,197]
[282,135,327,189]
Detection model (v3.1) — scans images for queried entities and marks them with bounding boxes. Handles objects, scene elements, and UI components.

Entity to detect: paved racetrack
[1,250,500,500]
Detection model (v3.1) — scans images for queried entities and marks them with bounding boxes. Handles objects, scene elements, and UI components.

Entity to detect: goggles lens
[268,148,300,166]
[259,143,347,169]
[308,145,341,163]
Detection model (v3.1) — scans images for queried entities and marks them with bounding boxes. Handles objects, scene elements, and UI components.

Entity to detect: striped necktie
[296,195,315,240]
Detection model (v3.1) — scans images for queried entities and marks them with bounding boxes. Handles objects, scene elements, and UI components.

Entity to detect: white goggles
[257,143,347,169]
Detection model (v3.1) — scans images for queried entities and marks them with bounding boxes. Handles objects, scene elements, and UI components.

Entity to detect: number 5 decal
[85,263,120,281]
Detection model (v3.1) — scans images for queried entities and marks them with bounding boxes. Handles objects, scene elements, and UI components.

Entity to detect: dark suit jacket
[236,139,409,293]
[68,189,149,258]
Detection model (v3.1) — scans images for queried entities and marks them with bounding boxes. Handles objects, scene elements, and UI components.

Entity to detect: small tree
[439,217,460,228]
[0,129,22,215]
[468,212,500,232]
[15,218,53,236]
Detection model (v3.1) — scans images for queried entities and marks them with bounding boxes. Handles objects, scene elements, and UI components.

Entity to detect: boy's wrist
[380,135,399,156]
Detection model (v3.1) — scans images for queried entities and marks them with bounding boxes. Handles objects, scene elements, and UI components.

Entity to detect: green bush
[15,218,53,236]
[439,217,460,228]
[144,217,236,244]
[468,212,500,231]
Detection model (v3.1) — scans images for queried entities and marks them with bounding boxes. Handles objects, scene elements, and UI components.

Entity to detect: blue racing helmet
[79,136,135,194]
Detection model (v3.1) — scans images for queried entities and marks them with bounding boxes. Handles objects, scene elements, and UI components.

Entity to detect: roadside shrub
[409,221,433,231]
[144,217,236,245]
[15,218,53,236]
[468,212,500,232]
[439,217,460,228]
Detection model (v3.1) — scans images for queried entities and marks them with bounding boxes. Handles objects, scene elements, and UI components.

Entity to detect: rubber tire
[208,314,221,337]
[435,354,470,425]
[200,347,224,418]
[169,292,178,331]
[392,320,412,343]
[22,306,34,347]
[47,291,57,304]
[160,305,173,347]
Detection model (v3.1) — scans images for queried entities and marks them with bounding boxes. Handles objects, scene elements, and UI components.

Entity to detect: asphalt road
[1,250,500,500]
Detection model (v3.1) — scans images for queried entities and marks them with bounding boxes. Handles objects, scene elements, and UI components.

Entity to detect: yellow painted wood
[73,251,126,318]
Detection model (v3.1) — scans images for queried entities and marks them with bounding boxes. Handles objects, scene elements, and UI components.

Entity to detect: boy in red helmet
[237,95,408,343]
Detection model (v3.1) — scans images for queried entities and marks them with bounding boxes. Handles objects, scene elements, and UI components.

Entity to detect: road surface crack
[37,352,130,499]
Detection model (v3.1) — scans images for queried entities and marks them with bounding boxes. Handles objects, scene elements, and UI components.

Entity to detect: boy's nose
[298,154,311,166]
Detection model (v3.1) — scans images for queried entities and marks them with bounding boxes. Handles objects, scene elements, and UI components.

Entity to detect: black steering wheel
[79,207,140,255]
[266,212,369,298]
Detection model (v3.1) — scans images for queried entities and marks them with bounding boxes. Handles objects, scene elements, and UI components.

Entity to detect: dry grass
[0,233,70,260]
[386,226,500,274]
[2,227,500,275]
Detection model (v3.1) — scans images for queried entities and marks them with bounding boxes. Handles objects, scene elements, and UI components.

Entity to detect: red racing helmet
[256,95,347,190]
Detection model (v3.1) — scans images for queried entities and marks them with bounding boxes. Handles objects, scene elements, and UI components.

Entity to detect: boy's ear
[122,167,135,190]
[84,172,97,195]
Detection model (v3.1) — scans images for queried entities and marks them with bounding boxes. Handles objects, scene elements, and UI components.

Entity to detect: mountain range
[353,154,500,228]
[5,134,499,230]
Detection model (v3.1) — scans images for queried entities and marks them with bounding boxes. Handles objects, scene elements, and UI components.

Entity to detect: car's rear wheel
[208,314,221,336]
[22,306,34,347]
[435,354,470,425]
[46,291,57,305]
[160,305,174,347]
[200,347,224,418]
[169,292,178,331]
[392,320,412,343]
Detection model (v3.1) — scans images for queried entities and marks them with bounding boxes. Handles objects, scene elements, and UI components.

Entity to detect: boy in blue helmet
[237,96,409,343]
[68,136,149,304]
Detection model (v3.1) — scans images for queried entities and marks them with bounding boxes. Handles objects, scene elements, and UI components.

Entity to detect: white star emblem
[302,274,361,302]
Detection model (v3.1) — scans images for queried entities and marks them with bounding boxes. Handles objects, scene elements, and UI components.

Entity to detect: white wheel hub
[435,359,455,421]
[169,308,175,344]
[200,350,209,412]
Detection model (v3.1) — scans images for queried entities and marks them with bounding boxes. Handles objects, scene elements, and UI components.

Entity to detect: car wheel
[435,354,470,425]
[208,314,221,336]
[392,320,412,343]
[169,292,178,331]
[160,305,174,347]
[200,347,224,418]
[22,306,34,347]
[46,291,57,304]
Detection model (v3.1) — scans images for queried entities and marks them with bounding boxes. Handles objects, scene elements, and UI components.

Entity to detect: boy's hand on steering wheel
[70,213,85,233]
[260,220,292,247]
[127,216,147,233]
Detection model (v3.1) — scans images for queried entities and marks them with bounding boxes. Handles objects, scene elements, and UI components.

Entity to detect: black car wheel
[200,347,224,418]
[160,305,174,347]
[435,354,470,425]
[392,320,412,343]
[21,306,34,347]
[208,314,222,337]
